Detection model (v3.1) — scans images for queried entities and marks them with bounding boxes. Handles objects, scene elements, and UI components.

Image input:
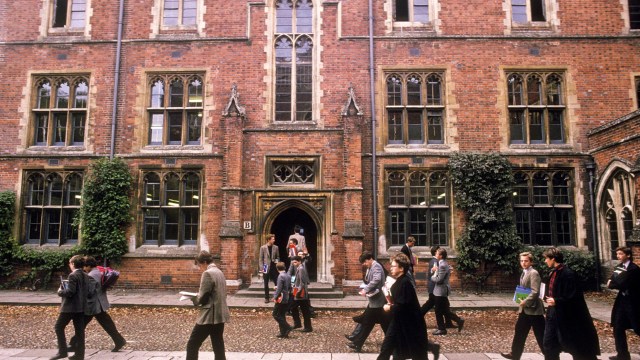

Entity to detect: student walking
[431,248,464,335]
[607,246,640,360]
[272,262,293,338]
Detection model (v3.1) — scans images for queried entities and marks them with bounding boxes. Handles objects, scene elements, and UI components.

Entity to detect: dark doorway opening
[270,207,317,281]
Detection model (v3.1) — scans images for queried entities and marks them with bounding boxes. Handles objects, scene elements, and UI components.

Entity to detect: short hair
[276,262,286,271]
[519,252,534,263]
[194,250,214,265]
[359,251,374,264]
[266,234,275,242]
[430,245,440,256]
[83,256,98,268]
[291,256,302,262]
[436,247,448,259]
[392,253,411,272]
[407,236,416,244]
[294,225,301,233]
[543,247,564,263]
[290,238,298,245]
[69,255,84,268]
[615,246,633,259]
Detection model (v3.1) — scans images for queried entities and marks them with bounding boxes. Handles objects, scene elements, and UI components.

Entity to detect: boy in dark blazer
[607,246,640,360]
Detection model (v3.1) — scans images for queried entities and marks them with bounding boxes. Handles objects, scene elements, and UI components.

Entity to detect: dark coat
[385,274,429,360]
[608,261,640,334]
[548,265,600,357]
[58,269,89,314]
[400,244,414,274]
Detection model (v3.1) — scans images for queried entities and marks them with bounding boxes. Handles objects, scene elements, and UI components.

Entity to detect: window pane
[513,173,529,205]
[187,77,203,107]
[186,111,202,144]
[168,112,182,144]
[631,0,640,29]
[623,208,634,240]
[48,174,63,206]
[407,75,421,105]
[388,172,405,206]
[29,174,46,205]
[387,75,402,106]
[184,173,200,206]
[275,37,293,121]
[163,0,179,25]
[164,208,179,245]
[515,210,531,244]
[607,210,620,258]
[296,38,313,121]
[388,110,403,143]
[26,209,43,244]
[426,75,441,105]
[144,173,161,206]
[427,111,443,143]
[528,110,544,143]
[169,79,184,107]
[548,110,564,143]
[276,0,293,33]
[53,0,69,28]
[295,0,313,33]
[429,172,447,205]
[546,75,562,105]
[552,172,570,205]
[395,0,409,21]
[63,209,79,244]
[56,82,70,108]
[150,80,165,107]
[183,209,199,245]
[71,113,85,144]
[45,209,61,244]
[532,173,549,204]
[414,0,429,23]
[149,113,164,144]
[431,210,448,246]
[512,0,527,23]
[70,0,86,28]
[508,75,523,105]
[533,210,552,245]
[37,82,51,109]
[555,209,572,245]
[74,81,88,108]
[407,110,423,143]
[165,174,180,207]
[409,209,427,245]
[409,172,427,206]
[34,114,49,145]
[183,0,197,25]
[527,76,542,105]
[531,0,546,21]
[65,174,83,206]
[53,113,67,145]
[509,110,525,143]
[390,211,405,245]
[144,209,160,244]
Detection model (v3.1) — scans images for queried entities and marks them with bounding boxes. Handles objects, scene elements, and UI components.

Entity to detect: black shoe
[344,334,355,341]
[49,354,68,360]
[431,343,440,360]
[112,339,126,352]
[432,329,447,335]
[276,333,288,338]
[66,345,76,353]
[445,323,456,328]
[347,342,362,352]
[457,318,465,332]
[302,328,312,332]
[68,355,83,360]
[609,355,631,360]
[293,324,302,329]
[264,299,270,303]
[500,352,514,359]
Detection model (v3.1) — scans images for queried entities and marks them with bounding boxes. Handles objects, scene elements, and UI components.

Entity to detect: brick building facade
[1,0,640,291]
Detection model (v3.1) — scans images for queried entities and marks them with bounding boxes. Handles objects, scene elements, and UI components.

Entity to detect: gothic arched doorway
[270,207,318,281]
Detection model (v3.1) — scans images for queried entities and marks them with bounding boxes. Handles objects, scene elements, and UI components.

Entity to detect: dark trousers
[263,267,277,300]
[377,329,428,360]
[613,296,635,359]
[272,302,291,335]
[54,312,85,357]
[291,299,312,330]
[434,295,461,330]
[70,311,125,347]
[351,306,389,347]
[543,307,597,360]
[186,323,225,360]
[510,313,545,360]
[421,292,452,326]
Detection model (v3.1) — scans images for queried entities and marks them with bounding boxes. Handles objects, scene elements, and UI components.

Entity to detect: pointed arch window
[507,72,566,145]
[32,75,89,147]
[386,169,450,247]
[385,71,445,145]
[23,171,83,245]
[274,0,314,122]
[147,73,204,146]
[602,170,635,258]
[141,171,201,246]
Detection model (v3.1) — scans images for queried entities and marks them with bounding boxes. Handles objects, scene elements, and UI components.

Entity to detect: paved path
[0,290,625,360]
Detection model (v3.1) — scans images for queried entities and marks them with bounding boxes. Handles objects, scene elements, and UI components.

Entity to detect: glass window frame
[162,0,198,28]
[394,0,431,24]
[140,170,201,246]
[511,0,547,25]
[50,0,87,31]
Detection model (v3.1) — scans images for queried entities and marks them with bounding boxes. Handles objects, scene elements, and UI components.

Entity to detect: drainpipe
[367,0,378,258]
[109,0,125,159]
[586,161,601,291]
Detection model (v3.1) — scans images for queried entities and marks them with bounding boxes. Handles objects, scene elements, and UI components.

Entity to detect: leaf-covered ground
[1,301,637,354]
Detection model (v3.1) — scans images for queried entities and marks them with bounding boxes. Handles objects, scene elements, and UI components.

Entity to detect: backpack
[96,265,120,290]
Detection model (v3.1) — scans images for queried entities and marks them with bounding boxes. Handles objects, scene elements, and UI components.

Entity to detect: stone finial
[341,83,363,116]
[223,83,246,118]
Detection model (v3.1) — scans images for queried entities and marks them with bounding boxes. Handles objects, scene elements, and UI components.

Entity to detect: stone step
[237,281,344,299]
